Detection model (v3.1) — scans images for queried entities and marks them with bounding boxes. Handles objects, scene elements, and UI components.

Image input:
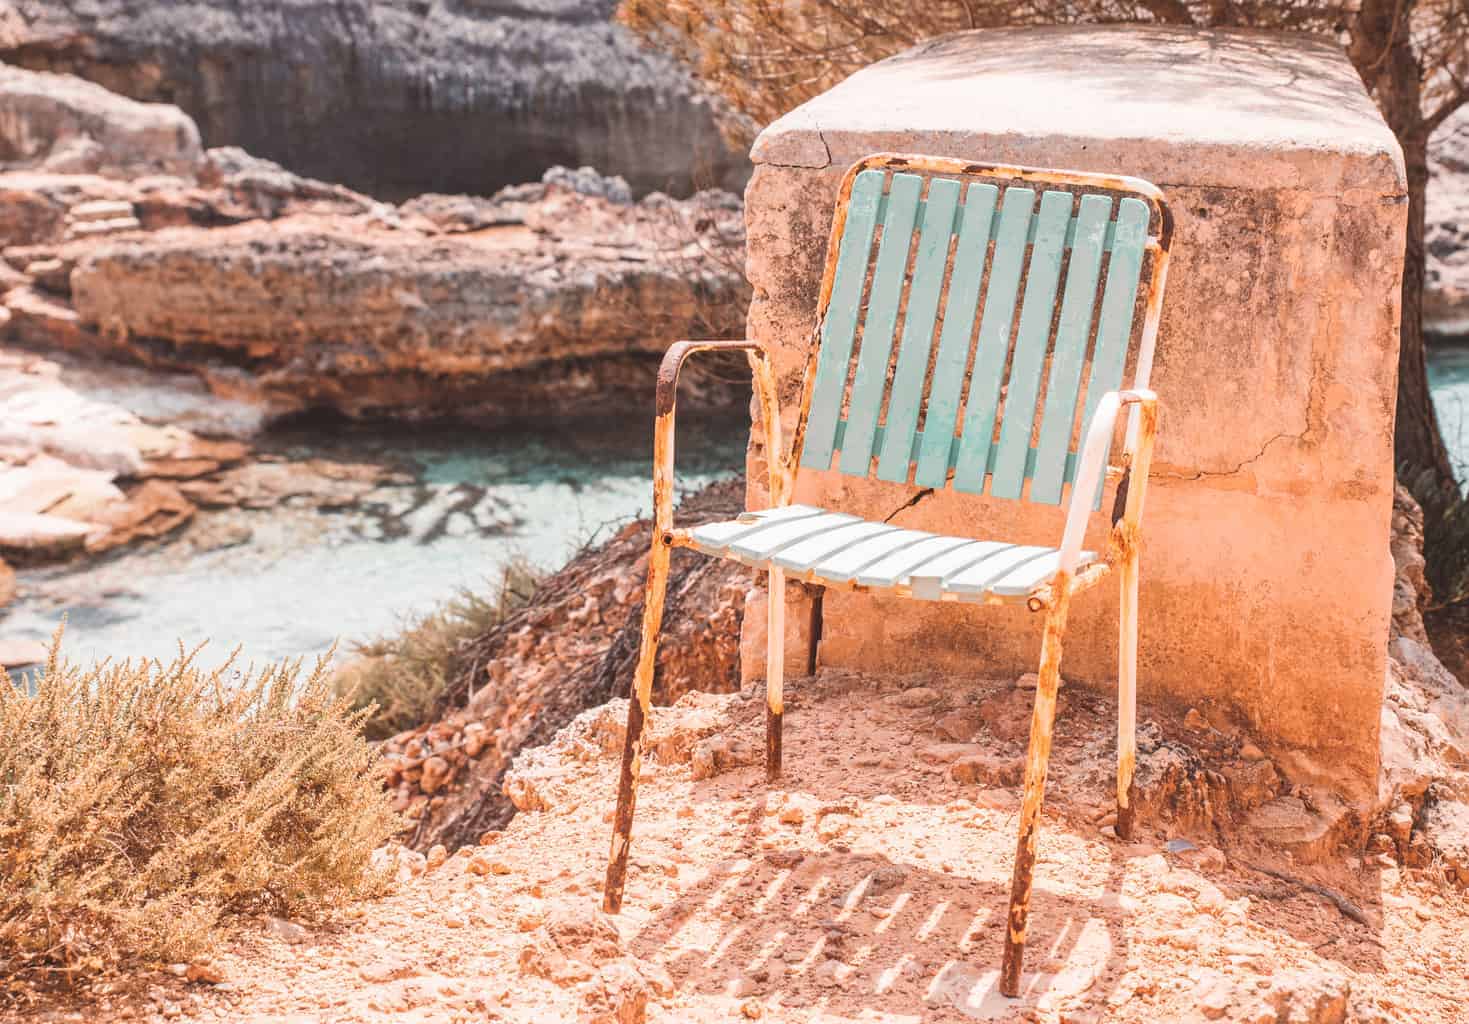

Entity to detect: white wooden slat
[904,541,1019,600]
[772,521,902,573]
[984,549,1097,598]
[805,528,934,583]
[688,505,826,554]
[691,505,1100,603]
[944,545,1057,595]
[727,511,861,561]
[855,535,975,588]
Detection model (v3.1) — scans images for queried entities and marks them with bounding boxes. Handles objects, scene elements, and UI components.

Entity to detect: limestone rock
[82,479,194,553]
[1428,108,1469,332]
[0,64,202,179]
[66,186,748,422]
[1246,794,1353,864]
[0,0,746,199]
[1418,793,1469,887]
[0,638,48,668]
[263,915,309,945]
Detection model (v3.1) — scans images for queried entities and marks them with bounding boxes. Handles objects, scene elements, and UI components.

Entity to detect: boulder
[65,182,749,421]
[0,63,201,178]
[0,0,746,198]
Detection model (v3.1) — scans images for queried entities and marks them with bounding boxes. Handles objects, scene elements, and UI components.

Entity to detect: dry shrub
[0,634,399,979]
[335,559,541,740]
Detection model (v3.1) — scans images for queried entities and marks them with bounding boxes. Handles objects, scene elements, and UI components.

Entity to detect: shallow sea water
[6,414,745,670]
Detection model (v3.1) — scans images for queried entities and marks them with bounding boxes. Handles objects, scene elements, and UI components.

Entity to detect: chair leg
[1000,590,1071,998]
[765,566,785,782]
[1117,551,1139,841]
[602,538,672,914]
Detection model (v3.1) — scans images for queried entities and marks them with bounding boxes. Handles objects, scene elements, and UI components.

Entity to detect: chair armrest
[651,340,787,537]
[1056,389,1159,575]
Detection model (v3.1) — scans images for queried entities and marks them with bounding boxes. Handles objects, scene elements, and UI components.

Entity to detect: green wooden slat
[838,172,924,476]
[800,169,885,472]
[1029,193,1113,505]
[876,177,962,483]
[832,420,1077,482]
[989,190,1073,499]
[874,194,1124,252]
[951,186,1035,493]
[914,181,998,488]
[1080,197,1151,506]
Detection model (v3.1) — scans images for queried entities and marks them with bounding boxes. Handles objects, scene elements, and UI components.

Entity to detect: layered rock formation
[59,180,749,421]
[1428,107,1469,334]
[0,65,750,423]
[0,0,746,199]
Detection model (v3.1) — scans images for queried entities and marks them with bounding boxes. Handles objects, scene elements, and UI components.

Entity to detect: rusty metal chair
[602,153,1172,994]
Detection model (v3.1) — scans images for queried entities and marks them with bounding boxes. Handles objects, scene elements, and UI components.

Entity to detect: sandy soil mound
[13,669,1465,1023]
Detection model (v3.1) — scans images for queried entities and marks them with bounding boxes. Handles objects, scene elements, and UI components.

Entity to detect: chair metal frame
[602,153,1173,997]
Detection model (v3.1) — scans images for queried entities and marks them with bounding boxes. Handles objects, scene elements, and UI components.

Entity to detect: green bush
[335,560,540,740]
[0,634,398,977]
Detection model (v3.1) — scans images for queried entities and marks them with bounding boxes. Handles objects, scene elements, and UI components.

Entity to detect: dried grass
[335,559,541,740]
[0,631,398,980]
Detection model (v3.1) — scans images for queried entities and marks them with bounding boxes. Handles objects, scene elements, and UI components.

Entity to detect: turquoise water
[5,415,746,670]
[1428,343,1469,479]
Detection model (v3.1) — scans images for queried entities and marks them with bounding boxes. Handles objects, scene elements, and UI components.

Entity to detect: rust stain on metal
[604,335,789,912]
[1001,579,1071,997]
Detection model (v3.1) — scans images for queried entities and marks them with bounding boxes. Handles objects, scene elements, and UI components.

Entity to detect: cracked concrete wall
[738,27,1407,802]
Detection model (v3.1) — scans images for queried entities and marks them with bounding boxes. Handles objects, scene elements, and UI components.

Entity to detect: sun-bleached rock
[0,63,202,179]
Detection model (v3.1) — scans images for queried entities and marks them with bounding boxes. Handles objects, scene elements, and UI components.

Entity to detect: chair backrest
[793,154,1172,508]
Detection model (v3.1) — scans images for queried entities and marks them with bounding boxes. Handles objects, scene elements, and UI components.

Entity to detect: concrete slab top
[752,26,1405,194]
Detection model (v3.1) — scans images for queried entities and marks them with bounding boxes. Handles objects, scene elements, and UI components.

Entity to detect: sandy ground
[7,670,1467,1023]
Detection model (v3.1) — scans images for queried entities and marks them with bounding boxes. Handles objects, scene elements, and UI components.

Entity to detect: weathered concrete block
[741,27,1407,800]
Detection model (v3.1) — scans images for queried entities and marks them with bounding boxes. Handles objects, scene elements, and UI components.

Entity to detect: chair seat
[687,504,1098,603]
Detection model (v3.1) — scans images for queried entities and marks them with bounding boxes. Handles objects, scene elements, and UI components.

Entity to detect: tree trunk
[1351,0,1461,592]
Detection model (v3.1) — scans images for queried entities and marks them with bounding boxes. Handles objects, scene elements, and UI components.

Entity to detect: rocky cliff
[0,64,750,423]
[0,0,746,199]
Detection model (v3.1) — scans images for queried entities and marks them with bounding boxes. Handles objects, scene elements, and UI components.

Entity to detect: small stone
[933,708,984,742]
[1184,708,1209,732]
[264,916,309,945]
[419,755,452,794]
[728,976,758,998]
[1239,741,1266,760]
[816,816,850,842]
[741,999,764,1019]
[888,685,942,708]
[479,830,500,845]
[461,722,488,758]
[1387,803,1414,844]
[425,844,449,871]
[764,849,804,869]
[465,852,496,876]
[950,753,1023,787]
[1015,672,1040,690]
[358,955,419,983]
[1192,969,1233,1019]
[813,959,851,988]
[778,794,818,825]
[184,962,225,985]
